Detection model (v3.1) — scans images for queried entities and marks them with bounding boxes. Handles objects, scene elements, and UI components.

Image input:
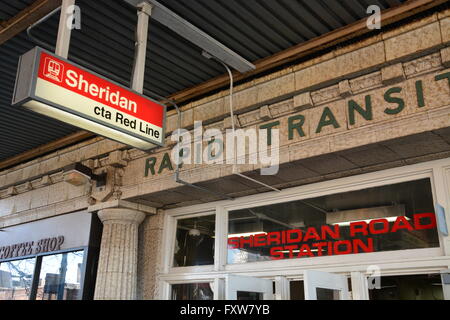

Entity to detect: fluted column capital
[97,208,146,226]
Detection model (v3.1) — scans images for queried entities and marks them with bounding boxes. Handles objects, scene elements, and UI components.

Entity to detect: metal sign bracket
[131,2,153,94]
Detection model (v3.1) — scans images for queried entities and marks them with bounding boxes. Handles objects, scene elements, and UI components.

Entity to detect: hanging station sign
[12,47,166,150]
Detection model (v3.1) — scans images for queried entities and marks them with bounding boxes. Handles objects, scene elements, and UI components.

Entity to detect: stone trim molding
[0,195,90,228]
[97,208,146,226]
[89,199,156,215]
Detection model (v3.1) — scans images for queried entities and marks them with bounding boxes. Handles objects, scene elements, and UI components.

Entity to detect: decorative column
[94,208,146,300]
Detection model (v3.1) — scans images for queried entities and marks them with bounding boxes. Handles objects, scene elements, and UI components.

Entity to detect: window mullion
[215,206,228,272]
[432,166,450,255]
[29,256,42,300]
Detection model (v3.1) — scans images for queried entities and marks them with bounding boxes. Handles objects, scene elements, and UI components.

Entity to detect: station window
[173,214,216,267]
[369,274,443,300]
[171,283,214,300]
[228,178,439,264]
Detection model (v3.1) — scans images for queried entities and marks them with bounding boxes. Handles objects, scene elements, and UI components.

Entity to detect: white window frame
[225,274,274,300]
[164,211,217,274]
[159,157,450,300]
[163,279,216,300]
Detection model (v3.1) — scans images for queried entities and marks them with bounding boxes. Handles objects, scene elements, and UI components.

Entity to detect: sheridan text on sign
[35,51,165,144]
[13,47,166,149]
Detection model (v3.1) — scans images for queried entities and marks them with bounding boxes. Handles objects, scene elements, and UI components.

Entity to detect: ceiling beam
[0,0,61,45]
[0,0,447,171]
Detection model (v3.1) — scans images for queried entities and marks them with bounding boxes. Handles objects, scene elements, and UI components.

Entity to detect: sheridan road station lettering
[34,52,165,145]
[228,213,437,260]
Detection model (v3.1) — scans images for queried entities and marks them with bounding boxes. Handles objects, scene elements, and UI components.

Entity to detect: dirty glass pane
[237,291,263,300]
[36,251,84,300]
[316,288,340,300]
[173,215,216,267]
[0,258,36,300]
[369,274,443,300]
[228,179,439,264]
[171,283,214,300]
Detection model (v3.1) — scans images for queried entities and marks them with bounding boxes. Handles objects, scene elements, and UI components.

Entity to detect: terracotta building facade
[1,5,450,300]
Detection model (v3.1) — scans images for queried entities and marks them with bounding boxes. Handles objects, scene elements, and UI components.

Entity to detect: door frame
[225,274,274,300]
[303,270,350,300]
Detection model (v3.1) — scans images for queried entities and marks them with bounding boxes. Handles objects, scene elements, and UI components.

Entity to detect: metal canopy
[0,0,408,164]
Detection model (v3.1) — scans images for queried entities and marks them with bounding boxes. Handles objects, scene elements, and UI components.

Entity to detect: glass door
[304,270,350,300]
[225,275,273,300]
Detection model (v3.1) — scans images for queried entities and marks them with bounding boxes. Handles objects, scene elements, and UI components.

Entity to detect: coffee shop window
[0,250,86,300]
[0,258,36,300]
[36,251,84,300]
[173,214,216,267]
[228,178,439,264]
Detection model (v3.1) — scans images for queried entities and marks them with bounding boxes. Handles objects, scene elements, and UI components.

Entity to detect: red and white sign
[30,51,166,147]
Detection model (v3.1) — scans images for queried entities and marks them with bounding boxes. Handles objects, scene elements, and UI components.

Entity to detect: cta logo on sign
[13,47,166,150]
[43,57,64,83]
